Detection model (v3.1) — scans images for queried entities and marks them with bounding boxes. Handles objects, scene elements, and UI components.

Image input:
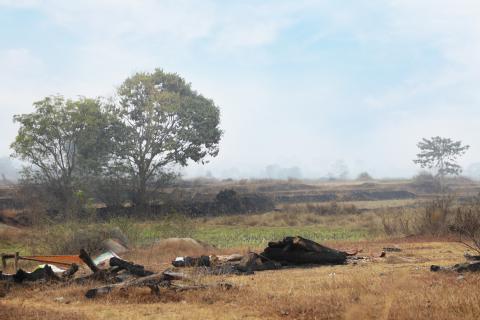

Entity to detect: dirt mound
[153,238,216,256]
[0,209,29,226]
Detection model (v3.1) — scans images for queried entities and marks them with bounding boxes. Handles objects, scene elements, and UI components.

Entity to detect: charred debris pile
[0,236,402,299]
[0,248,232,299]
[173,236,360,275]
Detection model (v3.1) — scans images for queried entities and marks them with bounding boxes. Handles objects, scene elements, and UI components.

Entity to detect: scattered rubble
[0,236,377,299]
[172,236,360,275]
[0,248,231,299]
[431,261,480,273]
[464,253,480,261]
[431,253,480,273]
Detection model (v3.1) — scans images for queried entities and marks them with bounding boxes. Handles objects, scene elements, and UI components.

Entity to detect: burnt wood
[13,265,60,283]
[109,257,154,277]
[85,271,186,298]
[79,249,99,273]
[262,236,347,265]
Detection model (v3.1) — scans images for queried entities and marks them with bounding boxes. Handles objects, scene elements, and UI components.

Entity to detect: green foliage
[11,95,112,213]
[191,225,367,248]
[109,69,222,205]
[144,213,198,241]
[10,68,223,217]
[106,216,143,245]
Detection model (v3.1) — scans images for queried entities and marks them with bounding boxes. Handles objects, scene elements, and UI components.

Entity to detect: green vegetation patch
[192,225,367,248]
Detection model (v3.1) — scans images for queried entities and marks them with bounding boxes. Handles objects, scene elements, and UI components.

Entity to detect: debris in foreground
[261,236,350,265]
[1,236,364,298]
[173,236,357,274]
[431,261,480,273]
[0,249,231,299]
[464,253,480,261]
[431,253,480,273]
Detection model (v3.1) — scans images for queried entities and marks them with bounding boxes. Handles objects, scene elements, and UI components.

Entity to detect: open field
[2,179,480,319]
[3,2,480,318]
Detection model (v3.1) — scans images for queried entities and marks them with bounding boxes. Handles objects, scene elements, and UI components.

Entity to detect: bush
[416,195,454,236]
[451,196,480,253]
[381,195,455,237]
[356,172,373,181]
[44,223,129,255]
[410,171,442,193]
[381,209,413,236]
[283,202,358,215]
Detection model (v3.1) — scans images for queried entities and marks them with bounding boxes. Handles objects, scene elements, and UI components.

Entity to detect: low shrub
[382,195,455,236]
[356,172,373,181]
[410,171,442,193]
[381,209,413,236]
[416,195,454,236]
[283,202,358,215]
[43,223,129,255]
[451,195,480,253]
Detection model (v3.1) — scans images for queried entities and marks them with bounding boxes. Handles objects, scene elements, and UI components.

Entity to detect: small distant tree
[413,137,469,182]
[356,172,373,181]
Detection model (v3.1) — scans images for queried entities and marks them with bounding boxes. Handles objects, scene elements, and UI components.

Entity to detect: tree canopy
[11,69,222,214]
[110,69,222,205]
[11,95,111,207]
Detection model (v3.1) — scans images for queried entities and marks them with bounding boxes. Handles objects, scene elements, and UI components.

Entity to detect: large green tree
[11,95,112,209]
[110,69,222,206]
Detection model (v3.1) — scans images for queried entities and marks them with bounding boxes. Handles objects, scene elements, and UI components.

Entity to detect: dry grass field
[1,238,479,320]
[2,180,480,319]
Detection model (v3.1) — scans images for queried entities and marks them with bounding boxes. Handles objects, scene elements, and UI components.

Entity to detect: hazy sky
[1,0,480,179]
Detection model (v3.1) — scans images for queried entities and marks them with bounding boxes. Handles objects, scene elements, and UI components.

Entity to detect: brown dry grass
[0,301,88,320]
[0,226,25,242]
[124,240,242,272]
[2,240,479,320]
[206,210,385,234]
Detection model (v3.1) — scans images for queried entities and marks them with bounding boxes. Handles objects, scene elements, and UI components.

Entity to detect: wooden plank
[13,252,19,272]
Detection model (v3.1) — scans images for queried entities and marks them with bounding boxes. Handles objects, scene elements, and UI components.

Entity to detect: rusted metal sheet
[1,254,83,269]
[20,255,83,266]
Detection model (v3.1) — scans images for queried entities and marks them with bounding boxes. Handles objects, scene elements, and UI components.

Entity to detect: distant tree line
[11,69,222,218]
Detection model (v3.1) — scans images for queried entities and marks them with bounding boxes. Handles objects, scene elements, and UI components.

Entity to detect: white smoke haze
[1,0,480,179]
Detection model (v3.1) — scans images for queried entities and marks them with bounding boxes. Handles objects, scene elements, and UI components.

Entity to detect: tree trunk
[134,173,148,211]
